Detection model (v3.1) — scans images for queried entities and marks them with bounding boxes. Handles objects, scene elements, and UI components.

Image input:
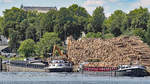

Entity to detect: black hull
[82,71,117,76]
[117,68,150,77]
[81,69,150,77]
[49,68,73,72]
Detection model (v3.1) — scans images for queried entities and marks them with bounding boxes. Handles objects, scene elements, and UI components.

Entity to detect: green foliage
[122,28,146,42]
[1,7,28,52]
[103,33,114,39]
[0,55,25,61]
[0,17,3,34]
[68,4,89,17]
[8,30,20,52]
[54,4,89,40]
[86,6,105,32]
[39,9,57,34]
[35,32,61,57]
[26,24,37,41]
[145,27,150,45]
[127,7,149,30]
[123,28,145,37]
[86,32,102,38]
[2,7,27,38]
[18,39,35,58]
[145,19,150,44]
[2,5,150,54]
[105,10,127,37]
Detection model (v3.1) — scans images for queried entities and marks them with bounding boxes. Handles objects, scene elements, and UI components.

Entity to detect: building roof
[21,5,57,13]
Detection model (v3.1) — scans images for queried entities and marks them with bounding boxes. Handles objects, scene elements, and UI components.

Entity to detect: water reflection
[0,72,150,84]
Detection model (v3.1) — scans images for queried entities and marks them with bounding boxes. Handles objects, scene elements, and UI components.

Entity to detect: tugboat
[45,59,73,72]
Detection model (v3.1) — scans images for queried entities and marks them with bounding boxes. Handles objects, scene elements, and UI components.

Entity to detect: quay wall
[4,64,46,72]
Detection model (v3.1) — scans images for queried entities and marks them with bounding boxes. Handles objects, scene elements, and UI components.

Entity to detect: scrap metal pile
[67,36,150,67]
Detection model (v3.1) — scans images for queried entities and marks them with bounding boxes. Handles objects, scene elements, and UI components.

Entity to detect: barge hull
[117,68,150,77]
[49,68,73,72]
[82,71,149,77]
[81,67,150,77]
[82,69,149,77]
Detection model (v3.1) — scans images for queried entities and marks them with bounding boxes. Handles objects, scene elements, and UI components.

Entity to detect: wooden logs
[67,36,150,67]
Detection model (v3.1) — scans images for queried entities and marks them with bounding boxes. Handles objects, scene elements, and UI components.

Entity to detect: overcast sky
[0,0,150,17]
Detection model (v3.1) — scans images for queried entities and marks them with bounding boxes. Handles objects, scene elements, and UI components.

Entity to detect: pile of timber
[67,36,150,67]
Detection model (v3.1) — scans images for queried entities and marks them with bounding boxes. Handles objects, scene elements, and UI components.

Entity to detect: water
[0,72,150,84]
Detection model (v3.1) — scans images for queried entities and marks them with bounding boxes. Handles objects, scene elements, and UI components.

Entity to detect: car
[1,51,16,58]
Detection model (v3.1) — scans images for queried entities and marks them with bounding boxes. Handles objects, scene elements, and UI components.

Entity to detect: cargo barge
[45,60,73,72]
[116,65,150,77]
[79,63,150,77]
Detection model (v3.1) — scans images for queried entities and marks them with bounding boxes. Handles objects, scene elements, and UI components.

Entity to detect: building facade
[21,5,57,13]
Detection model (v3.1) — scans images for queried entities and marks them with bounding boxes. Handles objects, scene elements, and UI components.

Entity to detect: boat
[78,62,118,76]
[45,59,73,72]
[79,62,150,77]
[116,65,150,77]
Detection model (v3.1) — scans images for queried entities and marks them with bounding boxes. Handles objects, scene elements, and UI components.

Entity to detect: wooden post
[0,58,2,71]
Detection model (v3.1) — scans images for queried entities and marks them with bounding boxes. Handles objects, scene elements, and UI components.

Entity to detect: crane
[52,45,73,64]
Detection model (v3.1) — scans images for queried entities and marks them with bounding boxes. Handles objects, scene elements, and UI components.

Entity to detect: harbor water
[0,72,150,84]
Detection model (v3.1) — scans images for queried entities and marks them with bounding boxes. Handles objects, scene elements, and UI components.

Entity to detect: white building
[21,5,57,13]
[0,35,8,45]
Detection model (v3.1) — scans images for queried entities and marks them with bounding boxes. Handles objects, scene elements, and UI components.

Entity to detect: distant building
[0,35,8,52]
[21,5,57,13]
[0,35,8,45]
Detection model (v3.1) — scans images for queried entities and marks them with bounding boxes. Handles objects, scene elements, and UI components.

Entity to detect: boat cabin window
[51,60,65,63]
[118,65,130,69]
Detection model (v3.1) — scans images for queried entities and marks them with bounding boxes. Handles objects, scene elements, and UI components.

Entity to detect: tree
[145,27,150,45]
[145,19,150,44]
[123,28,145,40]
[2,7,27,38]
[15,20,28,41]
[86,6,105,32]
[35,32,61,57]
[68,4,89,17]
[68,4,89,39]
[86,32,102,38]
[39,9,57,33]
[18,39,35,58]
[127,7,150,30]
[54,7,72,40]
[0,17,3,34]
[26,24,37,41]
[8,30,20,52]
[54,5,89,40]
[105,10,127,37]
[1,7,27,51]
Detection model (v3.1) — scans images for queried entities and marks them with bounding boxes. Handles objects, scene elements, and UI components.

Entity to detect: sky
[0,0,150,17]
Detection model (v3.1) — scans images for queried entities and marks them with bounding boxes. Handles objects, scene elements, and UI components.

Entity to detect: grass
[0,55,25,61]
